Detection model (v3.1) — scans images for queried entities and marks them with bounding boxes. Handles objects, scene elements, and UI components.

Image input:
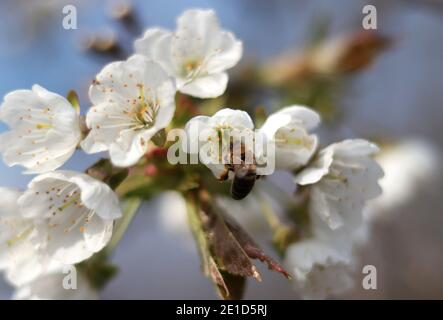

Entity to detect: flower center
[182,58,203,79]
[42,182,94,234]
[275,128,313,149]
[134,84,159,128]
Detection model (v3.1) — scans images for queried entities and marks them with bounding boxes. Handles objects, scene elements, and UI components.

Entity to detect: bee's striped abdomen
[230,165,257,200]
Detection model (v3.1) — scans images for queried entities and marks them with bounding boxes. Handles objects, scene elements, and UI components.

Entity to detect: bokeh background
[0,0,442,299]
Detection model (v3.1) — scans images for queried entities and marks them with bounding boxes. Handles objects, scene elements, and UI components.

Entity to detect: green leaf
[209,258,246,300]
[151,128,167,147]
[185,189,291,300]
[86,158,129,190]
[108,170,129,190]
[106,197,142,254]
[77,252,119,290]
[186,191,244,300]
[67,90,80,113]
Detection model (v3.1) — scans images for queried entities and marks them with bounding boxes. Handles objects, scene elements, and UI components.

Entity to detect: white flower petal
[285,239,355,299]
[203,31,243,74]
[134,28,170,54]
[276,106,321,130]
[259,113,293,140]
[261,106,320,170]
[0,85,81,173]
[108,129,151,167]
[4,243,45,287]
[294,148,334,185]
[137,29,176,76]
[331,139,379,158]
[68,172,122,220]
[210,108,254,129]
[179,72,228,98]
[0,187,21,217]
[83,215,113,252]
[183,115,210,154]
[172,9,221,68]
[0,187,70,287]
[296,139,383,231]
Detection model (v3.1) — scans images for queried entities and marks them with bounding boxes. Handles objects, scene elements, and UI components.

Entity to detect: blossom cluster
[182,110,383,298]
[0,8,243,299]
[0,8,383,299]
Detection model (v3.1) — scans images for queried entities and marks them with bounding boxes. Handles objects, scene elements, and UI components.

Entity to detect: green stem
[257,191,301,256]
[258,196,283,233]
[105,197,142,255]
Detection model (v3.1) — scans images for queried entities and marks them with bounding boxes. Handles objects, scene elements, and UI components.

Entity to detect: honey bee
[229,162,257,200]
[220,142,259,200]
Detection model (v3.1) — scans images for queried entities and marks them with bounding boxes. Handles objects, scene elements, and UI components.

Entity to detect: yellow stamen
[36,123,53,129]
[6,227,33,247]
[58,197,79,211]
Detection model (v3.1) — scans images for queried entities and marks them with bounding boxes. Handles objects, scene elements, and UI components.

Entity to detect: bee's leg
[218,165,231,181]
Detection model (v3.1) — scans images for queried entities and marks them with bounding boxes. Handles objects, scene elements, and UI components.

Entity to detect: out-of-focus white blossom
[81,54,176,167]
[156,191,189,236]
[184,108,256,179]
[285,238,355,299]
[0,187,45,286]
[18,170,122,265]
[286,139,383,298]
[260,105,320,170]
[367,139,441,218]
[0,85,81,174]
[135,9,242,98]
[13,268,98,300]
[295,139,383,230]
[0,186,97,298]
[0,188,23,246]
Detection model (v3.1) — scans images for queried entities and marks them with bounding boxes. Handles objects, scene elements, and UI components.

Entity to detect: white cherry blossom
[0,187,50,287]
[184,108,255,179]
[260,105,320,170]
[0,85,81,174]
[0,187,64,288]
[295,139,383,230]
[81,55,176,167]
[368,139,441,218]
[285,238,355,299]
[134,9,242,98]
[17,170,122,265]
